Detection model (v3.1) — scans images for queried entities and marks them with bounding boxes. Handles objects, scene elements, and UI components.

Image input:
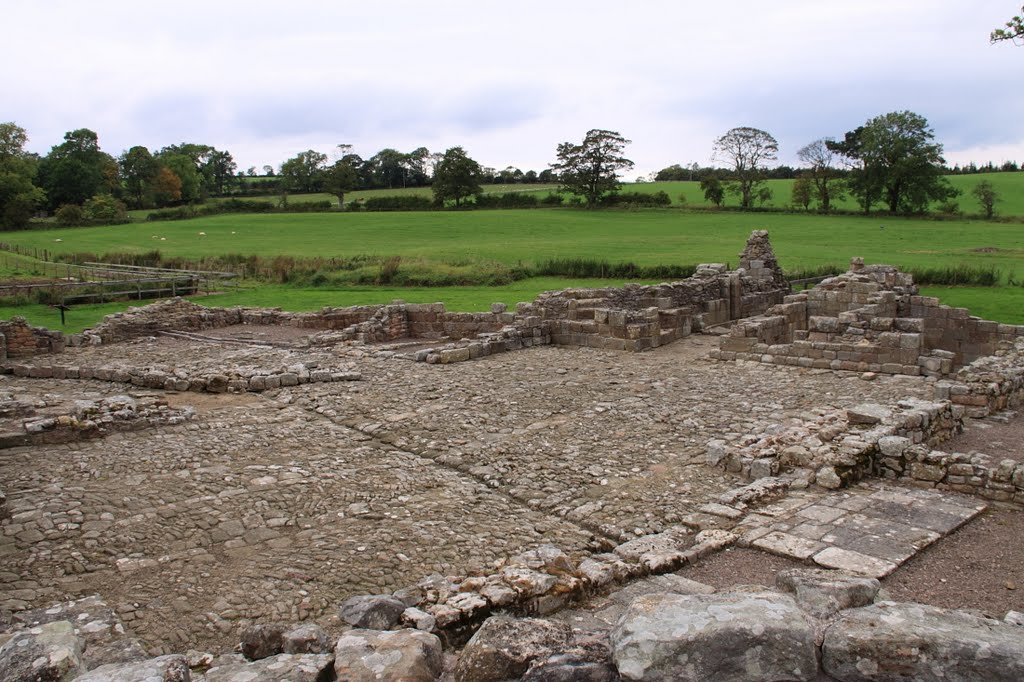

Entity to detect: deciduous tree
[796,139,845,212]
[119,146,159,208]
[432,147,482,207]
[971,180,999,218]
[0,122,45,229]
[280,150,328,193]
[551,129,634,208]
[700,176,724,207]
[712,127,778,209]
[37,128,118,209]
[831,111,957,214]
[322,160,358,208]
[791,176,813,210]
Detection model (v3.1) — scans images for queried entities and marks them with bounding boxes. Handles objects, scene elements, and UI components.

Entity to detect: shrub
[363,196,434,211]
[55,204,85,227]
[540,193,564,206]
[83,195,129,225]
[600,191,671,207]
[474,192,540,209]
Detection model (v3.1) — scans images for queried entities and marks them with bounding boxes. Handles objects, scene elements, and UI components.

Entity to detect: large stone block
[823,601,1024,681]
[335,630,443,682]
[610,592,818,681]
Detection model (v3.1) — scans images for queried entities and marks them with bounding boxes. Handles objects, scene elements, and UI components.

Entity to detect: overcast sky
[6,1,1023,178]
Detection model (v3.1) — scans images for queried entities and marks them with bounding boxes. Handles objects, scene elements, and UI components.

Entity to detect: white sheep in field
[198,232,206,236]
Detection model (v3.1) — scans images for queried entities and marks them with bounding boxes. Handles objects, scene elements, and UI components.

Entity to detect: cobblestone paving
[0,333,939,653]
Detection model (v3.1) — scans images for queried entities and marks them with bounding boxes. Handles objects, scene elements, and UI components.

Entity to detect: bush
[600,191,671,207]
[536,258,695,280]
[540,193,564,206]
[83,195,129,225]
[55,204,85,227]
[362,196,434,211]
[474,192,540,209]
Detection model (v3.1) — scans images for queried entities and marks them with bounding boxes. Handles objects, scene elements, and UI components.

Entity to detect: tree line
[1,108,1018,230]
[666,111,1011,218]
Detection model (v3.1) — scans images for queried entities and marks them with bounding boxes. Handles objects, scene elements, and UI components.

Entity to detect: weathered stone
[0,620,84,682]
[823,601,1024,681]
[454,617,573,682]
[281,624,331,654]
[775,568,881,618]
[12,595,148,669]
[846,404,891,425]
[205,653,334,681]
[239,622,286,660]
[334,629,443,682]
[339,594,407,630]
[610,591,818,682]
[74,654,190,681]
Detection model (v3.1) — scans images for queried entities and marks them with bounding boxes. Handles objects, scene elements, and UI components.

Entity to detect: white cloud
[6,0,1022,171]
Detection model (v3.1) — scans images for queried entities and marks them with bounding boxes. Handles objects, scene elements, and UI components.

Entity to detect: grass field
[613,172,1024,215]
[10,210,1024,275]
[5,190,1024,331]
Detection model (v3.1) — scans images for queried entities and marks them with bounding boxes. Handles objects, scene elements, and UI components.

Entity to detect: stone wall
[708,339,1024,504]
[713,259,1024,376]
[25,230,787,366]
[0,317,64,360]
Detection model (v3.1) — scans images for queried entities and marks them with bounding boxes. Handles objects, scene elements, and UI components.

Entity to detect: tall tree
[280,150,328,193]
[119,146,159,208]
[796,138,845,212]
[432,147,482,207]
[551,129,634,207]
[832,111,957,214]
[202,149,236,195]
[368,148,407,189]
[405,147,431,187]
[37,128,118,209]
[157,152,202,203]
[0,122,45,228]
[322,160,358,208]
[712,127,778,209]
[991,5,1024,44]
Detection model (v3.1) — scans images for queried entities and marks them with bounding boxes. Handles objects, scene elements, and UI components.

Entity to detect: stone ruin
[2,230,1024,680]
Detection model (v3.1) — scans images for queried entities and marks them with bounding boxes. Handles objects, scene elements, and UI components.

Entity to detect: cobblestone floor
[0,333,943,653]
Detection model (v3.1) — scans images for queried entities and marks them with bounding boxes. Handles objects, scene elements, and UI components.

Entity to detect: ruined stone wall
[0,317,65,360]
[74,298,244,345]
[26,231,792,365]
[708,341,1024,504]
[715,261,1024,377]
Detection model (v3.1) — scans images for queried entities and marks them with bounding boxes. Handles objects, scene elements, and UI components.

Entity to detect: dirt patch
[162,390,263,411]
[971,246,1001,253]
[676,547,805,589]
[882,508,1024,618]
[198,323,316,344]
[942,411,1024,464]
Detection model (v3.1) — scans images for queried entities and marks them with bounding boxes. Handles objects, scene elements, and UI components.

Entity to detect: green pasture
[10,209,1024,275]
[621,172,1024,215]
[4,202,1024,330]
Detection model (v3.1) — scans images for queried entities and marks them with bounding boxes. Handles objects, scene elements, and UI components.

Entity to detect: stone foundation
[708,339,1024,504]
[712,259,1024,376]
